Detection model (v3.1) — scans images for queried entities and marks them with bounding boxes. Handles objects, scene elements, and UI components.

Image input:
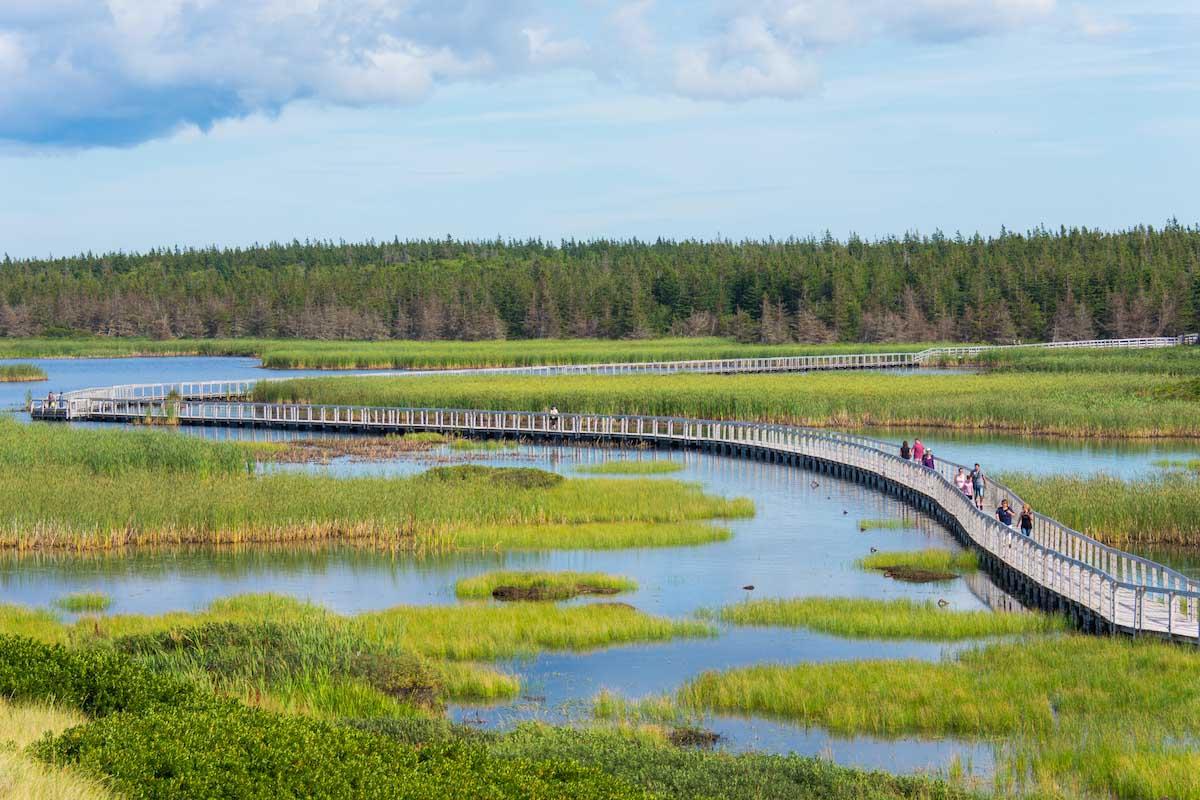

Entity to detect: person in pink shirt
[912,439,925,462]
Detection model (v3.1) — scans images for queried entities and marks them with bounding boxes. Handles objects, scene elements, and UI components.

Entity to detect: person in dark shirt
[970,464,986,510]
[900,440,911,460]
[996,499,1014,526]
[1019,504,1034,536]
[921,450,935,469]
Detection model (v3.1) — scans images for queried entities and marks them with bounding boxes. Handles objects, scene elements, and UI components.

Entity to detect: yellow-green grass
[0,336,932,368]
[0,416,265,476]
[254,361,1200,438]
[0,605,67,645]
[0,363,46,382]
[674,635,1200,799]
[0,453,750,550]
[958,346,1200,376]
[858,518,908,531]
[0,699,116,800]
[52,593,112,613]
[455,570,637,601]
[576,460,685,475]
[1000,471,1200,546]
[1153,458,1200,471]
[857,549,978,575]
[706,597,1063,640]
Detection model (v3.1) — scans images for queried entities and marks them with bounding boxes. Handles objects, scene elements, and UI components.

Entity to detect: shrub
[0,634,211,717]
[34,704,645,800]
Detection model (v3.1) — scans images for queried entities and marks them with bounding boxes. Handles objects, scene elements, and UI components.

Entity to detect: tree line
[2,223,1198,343]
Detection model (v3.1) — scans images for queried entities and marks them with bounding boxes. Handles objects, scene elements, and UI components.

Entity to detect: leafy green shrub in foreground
[0,633,209,717]
[35,704,645,800]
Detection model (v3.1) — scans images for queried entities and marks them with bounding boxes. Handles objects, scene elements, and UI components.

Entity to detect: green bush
[0,634,210,717]
[34,704,645,800]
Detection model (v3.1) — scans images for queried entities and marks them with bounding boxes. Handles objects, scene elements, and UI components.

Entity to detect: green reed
[455,570,637,600]
[857,549,978,574]
[0,364,47,382]
[52,593,112,613]
[705,597,1063,640]
[254,356,1200,438]
[1000,471,1200,546]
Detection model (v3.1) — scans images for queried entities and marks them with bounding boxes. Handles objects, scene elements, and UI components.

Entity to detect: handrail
[25,332,1200,640]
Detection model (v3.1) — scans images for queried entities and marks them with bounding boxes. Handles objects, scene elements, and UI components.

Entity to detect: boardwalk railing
[26,333,1200,641]
[35,392,1200,642]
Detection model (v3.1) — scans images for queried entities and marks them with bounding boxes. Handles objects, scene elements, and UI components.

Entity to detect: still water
[2,355,1197,779]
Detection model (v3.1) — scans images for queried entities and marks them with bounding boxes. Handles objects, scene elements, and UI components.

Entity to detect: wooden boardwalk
[28,334,1200,642]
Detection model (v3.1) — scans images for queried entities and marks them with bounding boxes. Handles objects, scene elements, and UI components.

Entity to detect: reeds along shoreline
[0,363,47,382]
[253,351,1200,438]
[0,336,933,368]
[454,570,637,600]
[1000,471,1200,546]
[706,597,1063,640]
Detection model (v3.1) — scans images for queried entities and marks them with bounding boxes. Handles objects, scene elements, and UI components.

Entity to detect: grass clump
[0,423,750,550]
[53,592,113,613]
[256,353,1200,438]
[858,518,908,532]
[675,634,1200,799]
[1152,458,1200,471]
[1000,471,1200,546]
[707,597,1062,640]
[576,460,685,475]
[456,570,637,601]
[857,550,978,583]
[0,363,46,382]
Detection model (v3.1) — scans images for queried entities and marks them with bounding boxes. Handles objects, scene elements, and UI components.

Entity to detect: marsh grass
[857,549,978,583]
[576,460,685,475]
[53,593,112,613]
[0,699,115,800]
[858,518,908,532]
[256,358,1200,437]
[1152,457,1200,472]
[0,363,46,382]
[706,597,1063,640]
[674,634,1200,799]
[455,570,637,601]
[1000,471,1200,546]
[0,427,751,549]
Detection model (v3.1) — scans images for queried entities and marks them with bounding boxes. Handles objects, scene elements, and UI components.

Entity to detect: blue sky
[0,0,1197,258]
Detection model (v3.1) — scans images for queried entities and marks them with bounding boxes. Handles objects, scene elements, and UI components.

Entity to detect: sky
[0,0,1197,258]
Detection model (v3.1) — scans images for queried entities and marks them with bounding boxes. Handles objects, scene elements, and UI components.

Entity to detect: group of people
[899,439,1034,536]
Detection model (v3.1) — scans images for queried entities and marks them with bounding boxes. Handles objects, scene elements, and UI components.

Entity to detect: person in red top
[912,439,925,462]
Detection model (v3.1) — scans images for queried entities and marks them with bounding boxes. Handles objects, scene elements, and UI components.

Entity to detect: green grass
[857,549,978,575]
[1000,471,1200,546]
[0,336,932,369]
[455,570,637,601]
[1152,457,1200,471]
[706,597,1063,640]
[673,634,1200,799]
[576,460,685,475]
[858,518,908,531]
[254,350,1200,437]
[0,423,751,549]
[957,346,1200,375]
[0,363,47,382]
[53,593,113,613]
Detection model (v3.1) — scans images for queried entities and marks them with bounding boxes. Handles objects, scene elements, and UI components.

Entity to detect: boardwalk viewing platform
[28,334,1200,643]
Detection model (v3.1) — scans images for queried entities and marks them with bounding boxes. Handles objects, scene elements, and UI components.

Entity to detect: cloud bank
[0,0,1078,147]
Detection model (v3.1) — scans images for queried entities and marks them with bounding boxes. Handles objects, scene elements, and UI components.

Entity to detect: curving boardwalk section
[27,334,1200,642]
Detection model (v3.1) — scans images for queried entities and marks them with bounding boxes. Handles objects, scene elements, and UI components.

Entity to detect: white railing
[25,334,1200,640]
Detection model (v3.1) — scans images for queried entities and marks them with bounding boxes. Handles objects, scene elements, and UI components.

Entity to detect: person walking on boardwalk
[970,463,986,510]
[996,498,1014,527]
[921,450,935,470]
[912,439,925,463]
[1019,503,1034,536]
[549,405,559,430]
[955,467,972,497]
[900,440,911,460]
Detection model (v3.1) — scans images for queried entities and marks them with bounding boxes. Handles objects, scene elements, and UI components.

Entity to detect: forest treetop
[2,223,1197,343]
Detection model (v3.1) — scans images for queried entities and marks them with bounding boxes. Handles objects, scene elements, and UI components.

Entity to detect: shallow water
[2,354,1195,779]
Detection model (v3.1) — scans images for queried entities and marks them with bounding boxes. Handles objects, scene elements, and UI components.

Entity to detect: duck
[742,584,755,591]
[810,480,820,488]
[937,599,950,608]
[869,547,878,553]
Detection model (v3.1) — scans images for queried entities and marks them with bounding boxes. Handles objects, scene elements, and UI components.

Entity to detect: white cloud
[674,15,819,100]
